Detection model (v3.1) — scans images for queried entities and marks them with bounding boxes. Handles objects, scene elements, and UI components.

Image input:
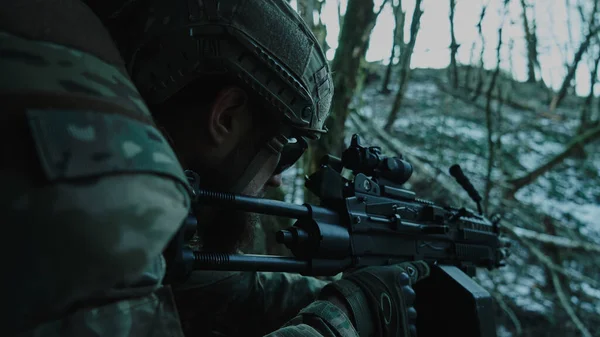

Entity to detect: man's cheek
[241,176,266,196]
[242,169,273,196]
[266,174,283,187]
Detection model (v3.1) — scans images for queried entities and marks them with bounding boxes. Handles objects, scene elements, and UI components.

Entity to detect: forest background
[245,1,600,336]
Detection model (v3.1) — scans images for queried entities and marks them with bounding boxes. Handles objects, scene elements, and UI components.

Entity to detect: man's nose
[266,173,283,188]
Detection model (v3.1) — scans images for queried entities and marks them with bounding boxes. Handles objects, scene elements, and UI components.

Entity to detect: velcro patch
[26,109,189,188]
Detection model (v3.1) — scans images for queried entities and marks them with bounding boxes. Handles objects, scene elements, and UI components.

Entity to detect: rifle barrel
[193,252,309,273]
[195,189,337,220]
[193,253,351,276]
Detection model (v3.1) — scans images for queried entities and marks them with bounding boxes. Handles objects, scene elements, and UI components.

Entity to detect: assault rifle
[164,134,510,337]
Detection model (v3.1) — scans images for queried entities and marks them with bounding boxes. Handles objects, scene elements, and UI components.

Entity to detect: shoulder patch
[27,108,189,189]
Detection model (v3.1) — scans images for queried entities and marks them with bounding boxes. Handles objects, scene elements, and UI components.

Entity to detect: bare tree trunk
[306,0,383,201]
[566,0,575,45]
[549,26,600,111]
[297,0,327,49]
[483,6,507,214]
[448,0,460,89]
[531,11,546,88]
[463,41,477,87]
[506,39,516,94]
[520,0,540,83]
[381,0,406,93]
[380,43,397,94]
[549,0,599,111]
[507,123,600,195]
[597,87,600,124]
[384,0,424,131]
[579,50,600,130]
[297,0,315,27]
[314,1,328,50]
[471,4,488,101]
[337,0,345,28]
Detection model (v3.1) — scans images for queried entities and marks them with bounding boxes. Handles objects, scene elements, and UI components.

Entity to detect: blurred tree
[336,0,345,29]
[384,0,424,132]
[448,0,460,89]
[470,3,488,101]
[381,0,406,93]
[519,0,541,83]
[549,0,599,111]
[297,0,328,51]
[463,41,477,87]
[579,47,600,130]
[305,0,387,199]
[483,0,509,214]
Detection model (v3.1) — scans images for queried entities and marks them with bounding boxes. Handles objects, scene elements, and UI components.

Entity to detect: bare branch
[551,271,593,337]
[375,0,391,16]
[503,221,600,254]
[507,123,600,193]
[549,3,600,112]
[490,291,523,336]
[504,225,600,287]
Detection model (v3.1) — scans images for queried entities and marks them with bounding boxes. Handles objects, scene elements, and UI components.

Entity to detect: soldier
[2,0,428,336]
[84,1,430,337]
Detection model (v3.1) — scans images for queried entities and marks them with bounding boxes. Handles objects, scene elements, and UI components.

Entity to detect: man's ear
[208,86,251,146]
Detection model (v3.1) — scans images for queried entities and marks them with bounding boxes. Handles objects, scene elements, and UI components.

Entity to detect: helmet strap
[229,135,287,194]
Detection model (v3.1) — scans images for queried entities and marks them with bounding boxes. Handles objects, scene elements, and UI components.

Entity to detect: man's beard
[188,138,267,253]
[196,187,266,253]
[198,208,258,253]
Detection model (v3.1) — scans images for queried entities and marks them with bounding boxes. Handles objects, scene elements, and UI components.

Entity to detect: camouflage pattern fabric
[282,301,360,337]
[173,270,332,336]
[0,1,190,333]
[14,277,186,337]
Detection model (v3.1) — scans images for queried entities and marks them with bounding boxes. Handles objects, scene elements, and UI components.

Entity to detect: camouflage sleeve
[0,2,190,333]
[173,270,333,336]
[266,301,359,337]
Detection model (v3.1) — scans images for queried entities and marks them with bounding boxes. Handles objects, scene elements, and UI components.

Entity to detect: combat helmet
[104,0,333,166]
